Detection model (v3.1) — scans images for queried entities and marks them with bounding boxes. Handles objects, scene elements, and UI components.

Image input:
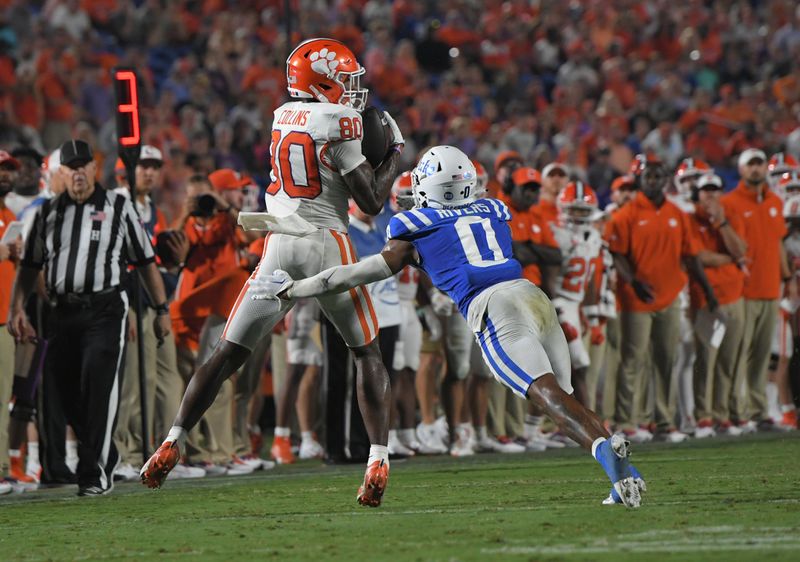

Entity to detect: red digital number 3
[267,130,322,199]
[115,70,140,146]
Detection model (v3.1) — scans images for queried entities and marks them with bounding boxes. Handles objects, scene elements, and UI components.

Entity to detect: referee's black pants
[43,290,128,490]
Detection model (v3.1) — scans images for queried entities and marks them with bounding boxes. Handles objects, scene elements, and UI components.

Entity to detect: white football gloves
[428,288,454,316]
[419,305,442,342]
[250,269,294,301]
[383,111,404,148]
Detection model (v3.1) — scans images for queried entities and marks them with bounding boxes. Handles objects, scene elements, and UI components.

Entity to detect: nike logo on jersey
[637,220,648,226]
[743,211,753,218]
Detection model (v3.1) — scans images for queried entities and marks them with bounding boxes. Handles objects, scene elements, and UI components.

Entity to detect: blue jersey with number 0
[386,198,522,316]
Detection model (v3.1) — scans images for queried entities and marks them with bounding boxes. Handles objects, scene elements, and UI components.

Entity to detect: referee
[7,140,170,496]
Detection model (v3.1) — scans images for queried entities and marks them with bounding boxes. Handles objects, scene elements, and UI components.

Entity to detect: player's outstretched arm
[251,240,415,301]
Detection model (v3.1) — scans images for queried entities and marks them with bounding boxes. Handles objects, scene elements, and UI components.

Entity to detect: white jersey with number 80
[266,100,367,232]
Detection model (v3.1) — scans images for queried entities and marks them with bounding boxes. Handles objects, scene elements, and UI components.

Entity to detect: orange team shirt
[686,206,745,310]
[721,183,787,300]
[35,72,72,121]
[535,199,559,230]
[0,206,17,324]
[172,213,242,349]
[496,191,558,286]
[605,192,700,313]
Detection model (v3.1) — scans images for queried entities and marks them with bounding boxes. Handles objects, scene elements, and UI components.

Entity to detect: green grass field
[1,433,798,562]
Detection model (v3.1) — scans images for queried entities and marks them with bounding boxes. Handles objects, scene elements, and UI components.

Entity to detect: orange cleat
[140,441,180,489]
[270,436,295,465]
[10,456,36,484]
[782,410,798,429]
[357,459,389,507]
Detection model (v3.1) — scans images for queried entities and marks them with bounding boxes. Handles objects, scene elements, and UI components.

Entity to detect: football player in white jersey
[550,182,604,407]
[390,171,429,452]
[253,146,646,507]
[141,38,404,507]
[767,152,799,192]
[768,177,800,429]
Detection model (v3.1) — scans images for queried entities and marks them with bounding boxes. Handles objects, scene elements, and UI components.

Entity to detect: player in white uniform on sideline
[389,172,428,453]
[768,175,800,429]
[767,152,798,192]
[253,146,646,507]
[669,158,713,435]
[140,38,404,508]
[550,181,604,407]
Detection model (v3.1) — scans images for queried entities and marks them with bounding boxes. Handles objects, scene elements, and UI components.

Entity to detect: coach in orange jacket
[721,148,793,431]
[605,155,718,442]
[686,173,748,436]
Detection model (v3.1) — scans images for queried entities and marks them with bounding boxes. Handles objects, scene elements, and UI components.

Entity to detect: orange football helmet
[783,193,800,219]
[286,38,367,110]
[472,160,488,197]
[390,171,413,212]
[629,153,662,177]
[558,181,599,226]
[673,157,711,194]
[768,152,798,175]
[778,170,800,197]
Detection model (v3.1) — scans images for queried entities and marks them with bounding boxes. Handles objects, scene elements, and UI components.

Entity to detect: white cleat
[450,426,475,457]
[114,462,140,482]
[433,416,450,445]
[624,427,654,443]
[226,457,256,476]
[655,430,689,443]
[416,423,448,454]
[449,439,475,457]
[525,425,566,450]
[299,439,326,460]
[476,436,525,454]
[0,481,12,495]
[168,463,206,479]
[548,432,580,447]
[388,432,415,457]
[694,425,716,439]
[738,420,757,434]
[717,422,743,437]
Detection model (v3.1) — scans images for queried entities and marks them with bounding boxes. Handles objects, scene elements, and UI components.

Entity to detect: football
[361,106,391,168]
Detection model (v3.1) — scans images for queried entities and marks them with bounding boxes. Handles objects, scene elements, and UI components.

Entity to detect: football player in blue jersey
[252,146,645,507]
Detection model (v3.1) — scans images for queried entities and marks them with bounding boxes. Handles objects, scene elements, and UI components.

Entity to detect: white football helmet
[784,193,800,219]
[411,145,477,209]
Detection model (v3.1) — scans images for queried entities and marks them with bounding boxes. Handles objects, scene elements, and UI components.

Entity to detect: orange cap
[494,150,523,173]
[0,150,21,169]
[611,175,635,192]
[511,167,541,187]
[209,168,249,191]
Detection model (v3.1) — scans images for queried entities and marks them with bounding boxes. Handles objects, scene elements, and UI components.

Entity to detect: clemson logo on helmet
[309,48,340,77]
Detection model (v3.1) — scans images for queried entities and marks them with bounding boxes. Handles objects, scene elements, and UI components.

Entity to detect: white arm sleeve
[287,254,393,299]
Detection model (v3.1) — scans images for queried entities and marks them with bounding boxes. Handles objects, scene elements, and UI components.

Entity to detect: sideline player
[255,146,645,507]
[550,181,604,406]
[140,38,403,507]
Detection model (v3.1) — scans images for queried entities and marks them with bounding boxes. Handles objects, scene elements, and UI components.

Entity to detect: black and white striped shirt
[21,185,155,295]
